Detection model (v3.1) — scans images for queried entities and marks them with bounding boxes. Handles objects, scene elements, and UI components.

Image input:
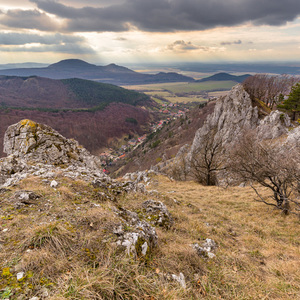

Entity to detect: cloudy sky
[1,0,300,64]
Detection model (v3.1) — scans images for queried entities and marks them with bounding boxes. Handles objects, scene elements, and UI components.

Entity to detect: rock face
[190,84,259,154]
[286,125,300,146]
[190,84,292,154]
[0,119,104,187]
[3,119,101,169]
[256,110,291,140]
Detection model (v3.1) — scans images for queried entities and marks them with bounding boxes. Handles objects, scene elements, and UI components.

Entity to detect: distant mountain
[0,75,154,157]
[0,62,48,70]
[0,59,195,85]
[177,62,300,75]
[197,72,251,83]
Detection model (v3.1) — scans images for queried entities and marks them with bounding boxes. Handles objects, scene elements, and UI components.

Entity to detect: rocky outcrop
[0,119,105,187]
[3,119,101,169]
[190,84,259,154]
[0,119,169,260]
[190,84,292,156]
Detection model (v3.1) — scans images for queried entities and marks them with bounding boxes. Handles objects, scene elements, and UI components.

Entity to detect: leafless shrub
[229,131,300,216]
[243,74,299,109]
[190,127,225,186]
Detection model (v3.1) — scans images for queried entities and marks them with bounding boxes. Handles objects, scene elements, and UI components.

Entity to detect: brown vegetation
[0,103,151,157]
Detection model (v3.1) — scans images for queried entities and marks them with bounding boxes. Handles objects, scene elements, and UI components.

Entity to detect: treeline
[0,103,109,113]
[243,74,299,109]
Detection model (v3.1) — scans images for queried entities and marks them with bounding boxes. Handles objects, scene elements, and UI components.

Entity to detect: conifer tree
[278,83,300,121]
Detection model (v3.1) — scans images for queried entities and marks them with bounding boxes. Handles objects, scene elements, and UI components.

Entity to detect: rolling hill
[197,72,251,83]
[0,59,195,85]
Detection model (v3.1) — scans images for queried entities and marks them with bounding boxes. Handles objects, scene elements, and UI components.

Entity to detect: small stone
[2,228,8,232]
[50,180,58,188]
[17,272,24,280]
[171,272,186,289]
[192,238,217,259]
[40,288,49,298]
[141,242,148,256]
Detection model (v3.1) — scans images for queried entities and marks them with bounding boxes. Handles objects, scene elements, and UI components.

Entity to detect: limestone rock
[113,207,158,258]
[142,200,173,229]
[50,180,58,188]
[0,119,106,187]
[286,126,300,146]
[3,119,101,170]
[192,238,217,259]
[190,84,292,155]
[171,273,186,289]
[256,110,290,140]
[191,84,259,154]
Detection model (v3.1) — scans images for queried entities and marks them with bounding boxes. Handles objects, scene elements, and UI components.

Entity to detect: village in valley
[99,100,192,172]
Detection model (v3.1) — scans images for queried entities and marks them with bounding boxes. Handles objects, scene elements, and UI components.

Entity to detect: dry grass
[148,176,300,299]
[0,174,299,299]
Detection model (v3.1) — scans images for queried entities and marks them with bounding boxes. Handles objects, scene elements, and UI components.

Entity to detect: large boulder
[3,119,101,169]
[0,119,105,187]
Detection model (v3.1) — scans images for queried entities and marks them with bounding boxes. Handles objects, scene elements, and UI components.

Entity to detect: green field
[162,81,237,93]
[165,96,207,103]
[124,80,237,103]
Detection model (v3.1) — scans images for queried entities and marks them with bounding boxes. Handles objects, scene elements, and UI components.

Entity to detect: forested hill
[0,75,151,111]
[0,75,153,157]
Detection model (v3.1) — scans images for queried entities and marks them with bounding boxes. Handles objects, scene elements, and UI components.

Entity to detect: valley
[0,66,243,163]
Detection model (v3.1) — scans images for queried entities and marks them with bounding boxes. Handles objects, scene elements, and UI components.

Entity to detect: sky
[0,0,300,65]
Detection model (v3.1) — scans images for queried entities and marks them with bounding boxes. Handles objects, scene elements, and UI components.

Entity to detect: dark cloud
[0,31,95,55]
[0,8,58,31]
[221,40,242,46]
[28,0,300,32]
[0,32,84,45]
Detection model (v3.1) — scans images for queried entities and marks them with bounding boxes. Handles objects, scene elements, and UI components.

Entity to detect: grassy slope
[0,174,299,299]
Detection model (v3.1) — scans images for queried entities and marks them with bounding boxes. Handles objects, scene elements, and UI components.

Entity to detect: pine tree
[278,83,300,121]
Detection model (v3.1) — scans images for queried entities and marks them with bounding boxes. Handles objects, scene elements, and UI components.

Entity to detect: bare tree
[243,74,299,109]
[190,127,225,186]
[229,132,300,216]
